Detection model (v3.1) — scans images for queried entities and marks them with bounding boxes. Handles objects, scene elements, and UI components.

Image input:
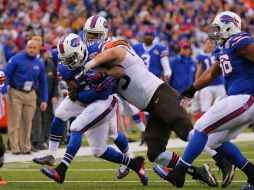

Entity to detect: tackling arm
[84,47,126,71]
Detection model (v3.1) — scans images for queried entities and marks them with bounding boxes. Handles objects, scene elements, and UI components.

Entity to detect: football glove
[95,76,116,93]
[178,85,197,108]
[84,69,108,84]
[68,89,78,102]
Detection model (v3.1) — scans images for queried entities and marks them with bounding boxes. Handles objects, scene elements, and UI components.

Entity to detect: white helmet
[209,11,241,45]
[83,15,109,43]
[57,33,87,70]
[0,70,6,88]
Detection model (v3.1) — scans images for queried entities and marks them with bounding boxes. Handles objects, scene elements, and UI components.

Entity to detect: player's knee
[193,119,205,132]
[91,147,107,158]
[70,120,81,132]
[55,108,69,121]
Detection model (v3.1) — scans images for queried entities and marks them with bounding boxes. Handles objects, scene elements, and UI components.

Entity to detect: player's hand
[96,76,116,93]
[84,70,108,84]
[177,85,197,108]
[68,89,78,101]
[40,102,47,111]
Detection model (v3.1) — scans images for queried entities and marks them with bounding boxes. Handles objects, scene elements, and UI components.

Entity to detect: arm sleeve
[77,88,99,104]
[38,62,48,102]
[160,56,172,77]
[2,57,16,94]
[231,33,254,50]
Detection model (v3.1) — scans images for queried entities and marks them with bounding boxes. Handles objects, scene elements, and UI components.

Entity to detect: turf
[0,141,253,190]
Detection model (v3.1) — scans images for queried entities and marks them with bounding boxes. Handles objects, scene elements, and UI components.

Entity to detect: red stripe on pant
[80,97,117,133]
[203,95,254,135]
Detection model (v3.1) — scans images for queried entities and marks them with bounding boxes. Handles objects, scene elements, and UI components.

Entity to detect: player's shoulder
[196,53,205,62]
[227,32,254,50]
[101,40,132,51]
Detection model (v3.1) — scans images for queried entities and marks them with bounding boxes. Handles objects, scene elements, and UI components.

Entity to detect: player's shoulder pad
[101,40,131,52]
[57,63,75,80]
[230,32,254,50]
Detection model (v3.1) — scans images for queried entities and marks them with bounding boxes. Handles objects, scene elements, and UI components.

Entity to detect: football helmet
[209,11,241,45]
[83,15,109,43]
[57,33,87,70]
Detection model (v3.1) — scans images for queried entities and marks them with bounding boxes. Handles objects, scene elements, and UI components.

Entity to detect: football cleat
[192,164,218,187]
[117,165,130,179]
[133,156,148,186]
[40,167,65,184]
[33,155,56,166]
[241,183,254,190]
[216,158,235,188]
[153,165,168,179]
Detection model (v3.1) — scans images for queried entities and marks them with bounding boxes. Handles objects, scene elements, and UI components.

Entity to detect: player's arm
[84,47,126,73]
[178,61,221,108]
[236,42,254,62]
[160,56,171,82]
[193,61,221,90]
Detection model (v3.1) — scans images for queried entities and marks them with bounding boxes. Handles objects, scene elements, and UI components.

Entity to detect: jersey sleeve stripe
[232,36,252,47]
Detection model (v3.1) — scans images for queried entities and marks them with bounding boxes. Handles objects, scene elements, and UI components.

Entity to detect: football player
[168,11,254,189]
[81,40,219,187]
[195,39,226,114]
[0,70,7,184]
[132,28,171,145]
[36,34,148,186]
[133,28,171,82]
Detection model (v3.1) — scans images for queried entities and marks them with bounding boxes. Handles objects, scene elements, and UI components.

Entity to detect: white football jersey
[116,47,163,110]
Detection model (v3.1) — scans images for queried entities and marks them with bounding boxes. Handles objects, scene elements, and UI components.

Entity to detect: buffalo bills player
[37,34,148,186]
[195,39,234,187]
[165,11,254,190]
[133,28,171,81]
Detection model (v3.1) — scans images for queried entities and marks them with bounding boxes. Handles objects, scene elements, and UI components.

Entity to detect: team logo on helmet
[220,15,239,27]
[71,37,81,47]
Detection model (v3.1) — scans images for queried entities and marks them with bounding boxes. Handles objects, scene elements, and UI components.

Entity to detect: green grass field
[0,141,253,190]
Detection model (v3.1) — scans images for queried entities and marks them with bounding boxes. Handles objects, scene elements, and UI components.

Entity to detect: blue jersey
[196,52,224,86]
[57,63,84,84]
[215,32,254,95]
[133,43,168,78]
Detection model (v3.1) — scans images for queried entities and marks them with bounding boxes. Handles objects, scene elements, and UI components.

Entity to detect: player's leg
[108,107,132,179]
[169,94,254,187]
[33,97,84,165]
[148,85,217,186]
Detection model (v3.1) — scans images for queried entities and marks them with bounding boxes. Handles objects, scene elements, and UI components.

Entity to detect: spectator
[3,34,18,62]
[2,40,48,154]
[169,40,197,94]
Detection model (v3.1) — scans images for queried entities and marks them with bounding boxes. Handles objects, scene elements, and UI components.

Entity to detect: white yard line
[4,133,254,163]
[5,180,248,183]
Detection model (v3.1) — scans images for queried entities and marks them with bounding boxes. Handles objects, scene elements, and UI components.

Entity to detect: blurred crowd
[0,0,254,153]
[0,0,253,69]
